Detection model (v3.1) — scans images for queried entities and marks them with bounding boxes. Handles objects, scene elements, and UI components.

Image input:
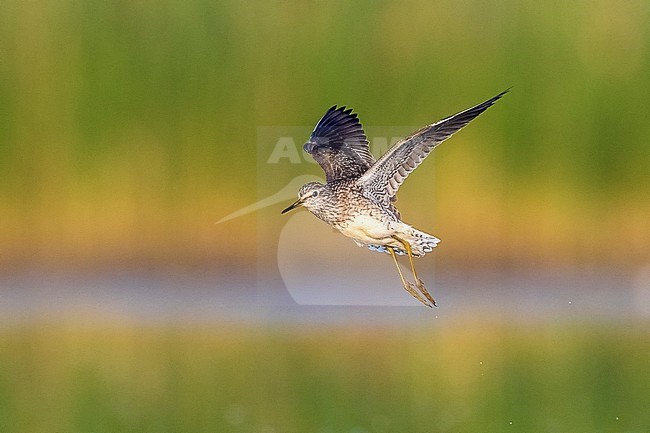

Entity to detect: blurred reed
[0,0,648,269]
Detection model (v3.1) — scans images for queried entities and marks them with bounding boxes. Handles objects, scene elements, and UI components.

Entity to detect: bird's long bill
[281,198,303,214]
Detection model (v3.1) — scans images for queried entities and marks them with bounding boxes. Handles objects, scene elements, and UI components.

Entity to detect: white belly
[337,214,396,245]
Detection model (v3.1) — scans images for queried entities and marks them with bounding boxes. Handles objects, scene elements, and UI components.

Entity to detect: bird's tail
[408,228,440,257]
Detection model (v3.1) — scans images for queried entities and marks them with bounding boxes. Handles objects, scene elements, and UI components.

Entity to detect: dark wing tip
[492,87,510,101]
[473,88,510,112]
[311,105,359,132]
[307,104,367,149]
[441,88,509,127]
[325,105,340,115]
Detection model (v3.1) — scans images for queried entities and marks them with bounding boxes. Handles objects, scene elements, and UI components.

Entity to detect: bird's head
[281,182,328,214]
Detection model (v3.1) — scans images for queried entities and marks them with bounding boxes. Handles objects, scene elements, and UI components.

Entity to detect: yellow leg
[389,247,432,308]
[392,236,437,307]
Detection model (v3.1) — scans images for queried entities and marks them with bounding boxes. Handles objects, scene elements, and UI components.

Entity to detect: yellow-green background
[0,1,648,431]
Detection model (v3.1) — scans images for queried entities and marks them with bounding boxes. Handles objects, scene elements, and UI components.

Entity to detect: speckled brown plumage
[282,90,508,307]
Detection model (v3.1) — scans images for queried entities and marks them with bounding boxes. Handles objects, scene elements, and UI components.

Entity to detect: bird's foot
[415,278,437,308]
[402,281,433,308]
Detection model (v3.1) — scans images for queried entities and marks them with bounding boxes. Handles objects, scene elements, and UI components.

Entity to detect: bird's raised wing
[303,106,375,183]
[357,90,508,206]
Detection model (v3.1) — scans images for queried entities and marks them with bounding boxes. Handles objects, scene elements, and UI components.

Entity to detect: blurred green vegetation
[1,3,648,431]
[0,0,648,268]
[0,321,647,431]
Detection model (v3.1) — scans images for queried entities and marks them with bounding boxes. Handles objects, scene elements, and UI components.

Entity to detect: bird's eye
[312,191,319,198]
